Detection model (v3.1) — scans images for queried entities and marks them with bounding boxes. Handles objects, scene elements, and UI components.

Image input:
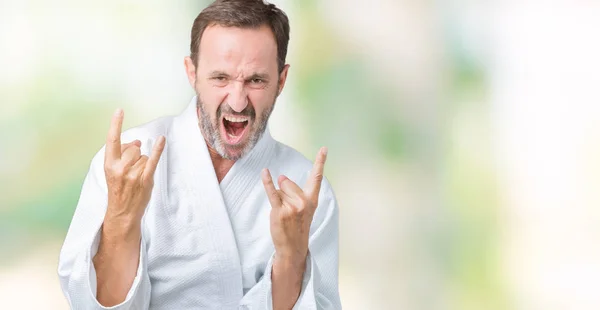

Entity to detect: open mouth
[221,114,250,145]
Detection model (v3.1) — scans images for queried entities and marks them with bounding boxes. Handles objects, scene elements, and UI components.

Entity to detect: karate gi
[58,98,341,309]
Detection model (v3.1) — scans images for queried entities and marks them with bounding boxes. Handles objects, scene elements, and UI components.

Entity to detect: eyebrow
[208,70,230,78]
[207,70,271,81]
[245,73,270,81]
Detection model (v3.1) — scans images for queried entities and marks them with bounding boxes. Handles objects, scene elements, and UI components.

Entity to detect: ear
[184,56,197,88]
[277,64,290,96]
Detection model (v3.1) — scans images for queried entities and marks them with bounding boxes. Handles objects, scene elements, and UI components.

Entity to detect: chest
[141,171,274,306]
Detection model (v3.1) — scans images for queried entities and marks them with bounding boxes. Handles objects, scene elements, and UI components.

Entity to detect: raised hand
[261,147,327,263]
[103,108,166,227]
[93,109,166,306]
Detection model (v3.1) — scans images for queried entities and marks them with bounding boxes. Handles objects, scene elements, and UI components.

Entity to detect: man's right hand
[94,108,165,307]
[103,108,165,228]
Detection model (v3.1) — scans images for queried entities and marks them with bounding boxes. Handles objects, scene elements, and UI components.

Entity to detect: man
[57,0,341,309]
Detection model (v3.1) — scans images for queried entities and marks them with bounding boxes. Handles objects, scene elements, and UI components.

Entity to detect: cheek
[248,89,275,113]
[197,82,228,112]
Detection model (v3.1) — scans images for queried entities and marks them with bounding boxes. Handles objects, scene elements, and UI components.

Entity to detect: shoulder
[120,115,174,147]
[272,141,314,172]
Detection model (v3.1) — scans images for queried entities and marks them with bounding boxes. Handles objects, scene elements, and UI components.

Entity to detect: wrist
[274,251,307,274]
[102,211,142,244]
[275,245,308,262]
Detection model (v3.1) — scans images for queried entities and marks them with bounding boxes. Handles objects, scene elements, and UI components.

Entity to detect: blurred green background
[2,1,600,309]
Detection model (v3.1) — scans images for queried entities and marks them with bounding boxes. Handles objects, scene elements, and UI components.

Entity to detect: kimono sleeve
[239,178,342,309]
[57,147,151,309]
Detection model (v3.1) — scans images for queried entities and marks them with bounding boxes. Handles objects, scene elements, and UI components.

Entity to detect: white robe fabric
[58,98,341,309]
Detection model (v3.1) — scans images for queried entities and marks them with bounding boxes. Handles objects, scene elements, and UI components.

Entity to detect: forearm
[92,217,142,307]
[271,253,306,310]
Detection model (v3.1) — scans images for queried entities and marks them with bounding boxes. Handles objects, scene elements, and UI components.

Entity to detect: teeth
[224,115,248,123]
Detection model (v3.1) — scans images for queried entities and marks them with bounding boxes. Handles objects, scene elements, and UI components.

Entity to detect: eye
[210,76,228,86]
[250,78,264,84]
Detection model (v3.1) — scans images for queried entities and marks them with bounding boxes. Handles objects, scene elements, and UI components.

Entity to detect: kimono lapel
[219,128,276,218]
[166,97,243,300]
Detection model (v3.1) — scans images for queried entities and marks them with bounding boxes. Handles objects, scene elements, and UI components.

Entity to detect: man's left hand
[261,147,328,265]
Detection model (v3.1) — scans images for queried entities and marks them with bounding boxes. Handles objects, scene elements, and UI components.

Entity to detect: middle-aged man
[58,0,341,309]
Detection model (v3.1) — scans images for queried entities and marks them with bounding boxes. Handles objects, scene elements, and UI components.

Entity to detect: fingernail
[322,147,328,156]
[114,108,123,116]
[278,175,288,182]
[262,168,269,178]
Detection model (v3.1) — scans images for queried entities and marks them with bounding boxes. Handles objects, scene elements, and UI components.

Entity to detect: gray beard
[197,96,274,161]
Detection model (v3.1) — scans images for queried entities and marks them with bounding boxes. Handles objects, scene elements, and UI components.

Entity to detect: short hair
[190,0,290,73]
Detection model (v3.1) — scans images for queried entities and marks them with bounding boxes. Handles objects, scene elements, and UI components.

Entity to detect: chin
[214,130,256,161]
[218,142,247,161]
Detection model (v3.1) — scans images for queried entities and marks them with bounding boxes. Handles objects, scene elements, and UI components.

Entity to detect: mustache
[217,103,256,119]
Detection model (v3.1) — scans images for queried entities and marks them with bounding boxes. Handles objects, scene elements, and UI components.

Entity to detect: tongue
[225,120,247,136]
[229,122,245,129]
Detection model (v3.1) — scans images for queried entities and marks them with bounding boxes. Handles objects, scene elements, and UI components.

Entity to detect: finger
[121,144,141,167]
[276,182,294,203]
[278,175,304,201]
[127,155,148,184]
[121,140,141,153]
[304,147,328,201]
[144,136,166,180]
[278,188,300,208]
[261,169,282,208]
[128,155,148,178]
[105,108,124,162]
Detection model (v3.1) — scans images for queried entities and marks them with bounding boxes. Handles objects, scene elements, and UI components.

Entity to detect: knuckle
[131,146,141,155]
[124,173,138,183]
[278,212,287,221]
[104,163,120,175]
[314,173,323,183]
[154,141,165,151]
[292,203,306,215]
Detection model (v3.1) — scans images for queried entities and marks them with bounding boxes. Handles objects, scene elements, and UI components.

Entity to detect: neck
[205,139,236,183]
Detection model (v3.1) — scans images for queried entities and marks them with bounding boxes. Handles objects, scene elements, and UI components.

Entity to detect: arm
[58,109,165,309]
[271,252,306,308]
[240,148,341,309]
[57,146,151,309]
[92,214,144,306]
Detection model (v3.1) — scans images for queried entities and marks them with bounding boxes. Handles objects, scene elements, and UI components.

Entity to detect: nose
[227,81,248,113]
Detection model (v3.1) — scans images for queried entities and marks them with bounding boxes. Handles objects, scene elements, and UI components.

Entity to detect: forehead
[198,24,278,73]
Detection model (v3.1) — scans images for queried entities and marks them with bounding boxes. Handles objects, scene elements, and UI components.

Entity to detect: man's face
[185,24,288,161]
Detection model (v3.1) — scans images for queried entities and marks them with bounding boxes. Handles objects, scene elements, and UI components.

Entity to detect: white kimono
[58,98,341,309]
